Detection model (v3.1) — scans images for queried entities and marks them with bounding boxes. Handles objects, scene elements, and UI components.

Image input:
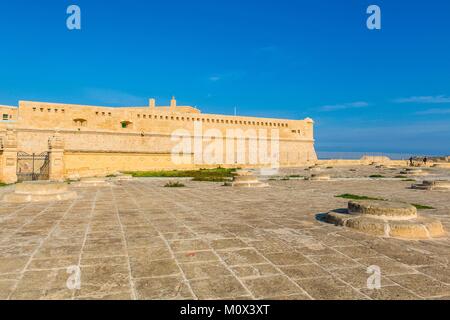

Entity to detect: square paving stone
[128,246,172,261]
[308,254,360,271]
[333,245,380,259]
[416,265,450,284]
[0,280,16,299]
[210,238,249,250]
[296,277,369,300]
[280,264,331,279]
[388,274,450,298]
[0,256,29,274]
[216,249,267,266]
[231,264,280,279]
[243,275,302,299]
[169,239,210,252]
[77,291,134,300]
[175,250,220,263]
[179,262,232,280]
[134,276,193,300]
[359,285,421,300]
[264,252,311,266]
[80,255,128,267]
[130,258,181,279]
[34,245,82,259]
[189,276,248,299]
[74,264,130,297]
[28,256,79,270]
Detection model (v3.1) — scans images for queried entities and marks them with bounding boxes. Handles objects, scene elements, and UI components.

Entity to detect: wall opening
[121,121,132,129]
[73,118,87,127]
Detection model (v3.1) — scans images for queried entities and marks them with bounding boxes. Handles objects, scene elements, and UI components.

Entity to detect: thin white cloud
[209,76,221,82]
[415,108,450,115]
[394,95,450,104]
[319,101,369,112]
[208,71,245,83]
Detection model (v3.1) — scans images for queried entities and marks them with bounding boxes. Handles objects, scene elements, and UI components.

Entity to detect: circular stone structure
[72,177,112,187]
[400,168,429,176]
[67,174,81,182]
[308,173,331,181]
[112,174,134,181]
[412,180,450,191]
[348,200,417,220]
[324,200,445,240]
[231,170,269,188]
[372,162,384,168]
[3,181,77,203]
[432,163,450,168]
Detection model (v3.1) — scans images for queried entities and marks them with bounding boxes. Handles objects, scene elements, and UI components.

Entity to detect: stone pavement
[0,166,449,300]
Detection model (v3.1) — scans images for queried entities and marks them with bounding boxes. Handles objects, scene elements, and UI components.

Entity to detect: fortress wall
[0,105,18,122]
[14,128,316,177]
[1,100,318,178]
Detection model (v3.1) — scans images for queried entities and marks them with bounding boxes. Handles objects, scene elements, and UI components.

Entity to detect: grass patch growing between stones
[411,203,435,210]
[369,175,386,178]
[126,167,236,182]
[335,194,386,201]
[0,182,8,187]
[395,175,408,179]
[164,181,186,188]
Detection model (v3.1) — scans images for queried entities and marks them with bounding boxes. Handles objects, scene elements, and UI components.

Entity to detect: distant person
[409,157,414,167]
[423,157,428,165]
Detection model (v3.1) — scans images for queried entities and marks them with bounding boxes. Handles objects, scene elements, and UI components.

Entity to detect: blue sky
[1,0,449,155]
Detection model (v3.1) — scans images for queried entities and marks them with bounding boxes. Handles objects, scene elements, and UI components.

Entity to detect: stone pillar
[149,98,156,109]
[170,96,177,111]
[0,129,18,184]
[48,132,65,181]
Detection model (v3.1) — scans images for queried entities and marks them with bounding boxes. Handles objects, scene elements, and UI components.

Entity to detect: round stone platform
[113,174,134,181]
[400,168,429,176]
[308,173,331,181]
[432,163,450,168]
[3,181,77,203]
[231,170,269,188]
[412,180,450,191]
[348,200,417,220]
[324,200,445,240]
[72,177,112,187]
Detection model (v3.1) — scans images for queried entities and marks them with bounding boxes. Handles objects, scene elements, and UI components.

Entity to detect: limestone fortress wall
[0,98,317,182]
